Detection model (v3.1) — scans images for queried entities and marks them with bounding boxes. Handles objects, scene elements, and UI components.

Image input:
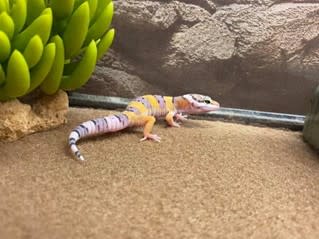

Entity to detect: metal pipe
[69,92,305,131]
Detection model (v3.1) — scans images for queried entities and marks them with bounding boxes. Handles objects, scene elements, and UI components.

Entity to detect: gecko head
[182,94,220,113]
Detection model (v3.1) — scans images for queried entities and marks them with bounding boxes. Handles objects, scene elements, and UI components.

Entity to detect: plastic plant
[0,0,115,101]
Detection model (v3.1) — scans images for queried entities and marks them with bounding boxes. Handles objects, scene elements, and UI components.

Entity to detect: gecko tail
[69,131,86,161]
[68,113,130,161]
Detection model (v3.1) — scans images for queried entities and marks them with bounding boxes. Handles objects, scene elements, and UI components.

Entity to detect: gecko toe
[175,113,188,121]
[140,134,161,142]
[170,122,181,128]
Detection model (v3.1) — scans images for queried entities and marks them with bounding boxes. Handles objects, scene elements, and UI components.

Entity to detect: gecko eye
[204,100,211,104]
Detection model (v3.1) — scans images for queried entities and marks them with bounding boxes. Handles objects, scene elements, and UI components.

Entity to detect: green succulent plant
[0,0,115,101]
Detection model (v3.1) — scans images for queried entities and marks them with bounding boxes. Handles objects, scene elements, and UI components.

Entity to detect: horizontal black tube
[69,92,305,131]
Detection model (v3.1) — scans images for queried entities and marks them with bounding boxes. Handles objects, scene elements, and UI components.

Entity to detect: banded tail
[69,113,130,161]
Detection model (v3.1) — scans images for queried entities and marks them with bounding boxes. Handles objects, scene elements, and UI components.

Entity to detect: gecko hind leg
[139,116,161,142]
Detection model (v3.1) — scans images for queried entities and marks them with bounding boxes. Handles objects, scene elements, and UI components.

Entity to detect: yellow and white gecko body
[69,94,220,161]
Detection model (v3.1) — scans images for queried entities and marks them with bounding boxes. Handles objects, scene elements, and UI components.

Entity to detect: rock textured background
[0,91,68,142]
[77,0,319,114]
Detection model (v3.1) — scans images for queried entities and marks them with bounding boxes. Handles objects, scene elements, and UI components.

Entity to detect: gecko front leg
[165,112,181,128]
[175,113,188,122]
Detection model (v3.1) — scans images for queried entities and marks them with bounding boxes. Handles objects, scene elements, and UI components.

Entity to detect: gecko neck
[173,96,191,113]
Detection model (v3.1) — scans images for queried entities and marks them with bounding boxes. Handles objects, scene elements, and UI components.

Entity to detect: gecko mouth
[192,105,220,113]
[205,106,219,112]
[204,102,220,112]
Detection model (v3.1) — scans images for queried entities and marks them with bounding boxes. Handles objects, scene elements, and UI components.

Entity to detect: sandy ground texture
[0,107,319,239]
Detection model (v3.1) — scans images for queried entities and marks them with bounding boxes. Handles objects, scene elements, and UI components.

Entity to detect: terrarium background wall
[76,0,319,114]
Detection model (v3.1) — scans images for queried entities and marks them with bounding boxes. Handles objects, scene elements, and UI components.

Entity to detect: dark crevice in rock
[213,0,272,6]
[173,15,201,29]
[176,0,216,14]
[302,35,319,57]
[113,25,173,64]
[111,22,176,88]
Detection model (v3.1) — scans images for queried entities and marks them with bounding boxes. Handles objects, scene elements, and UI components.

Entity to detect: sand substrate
[0,107,318,239]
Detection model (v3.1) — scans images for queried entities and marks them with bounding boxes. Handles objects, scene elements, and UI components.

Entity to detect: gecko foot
[140,134,161,142]
[170,122,181,128]
[175,113,188,122]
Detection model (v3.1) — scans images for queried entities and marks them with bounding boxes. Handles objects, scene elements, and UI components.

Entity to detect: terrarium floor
[0,107,318,239]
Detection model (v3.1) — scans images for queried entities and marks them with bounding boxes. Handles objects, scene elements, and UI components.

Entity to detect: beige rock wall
[78,0,319,114]
[0,91,68,142]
